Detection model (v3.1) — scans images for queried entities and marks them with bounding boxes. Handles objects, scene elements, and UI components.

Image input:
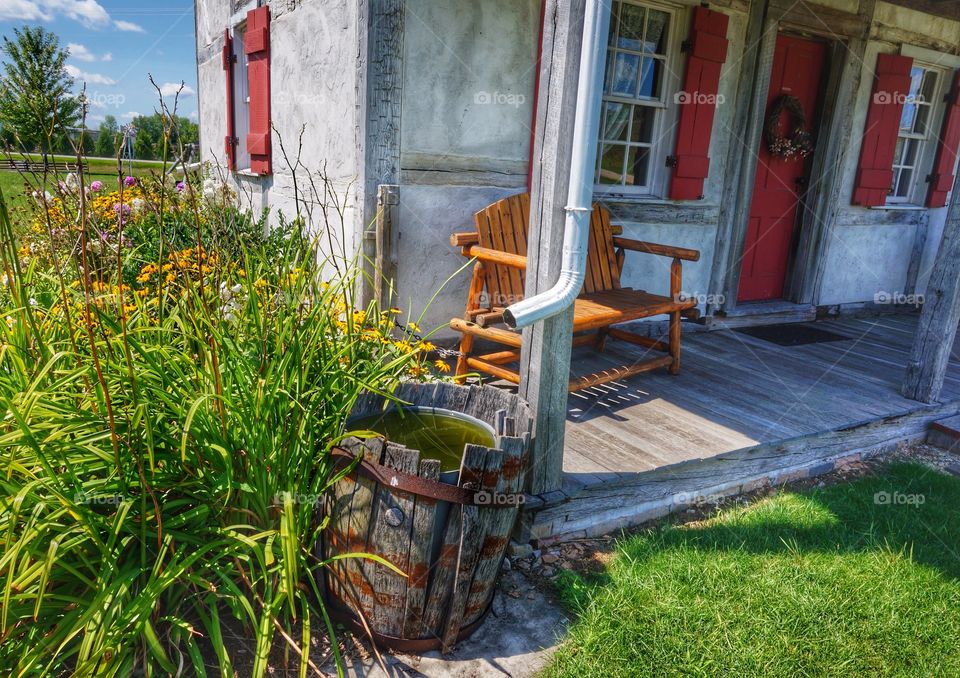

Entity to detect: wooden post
[374,184,400,311]
[357,0,404,306]
[519,0,586,495]
[902,170,960,403]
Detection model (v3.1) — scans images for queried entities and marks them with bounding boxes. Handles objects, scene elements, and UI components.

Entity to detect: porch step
[927,414,960,452]
[705,301,815,330]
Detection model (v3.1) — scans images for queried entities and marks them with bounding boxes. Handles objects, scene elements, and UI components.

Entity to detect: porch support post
[902,171,960,403]
[357,0,404,306]
[519,0,586,495]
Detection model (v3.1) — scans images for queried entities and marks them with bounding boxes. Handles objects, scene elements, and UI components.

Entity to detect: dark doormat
[735,323,852,347]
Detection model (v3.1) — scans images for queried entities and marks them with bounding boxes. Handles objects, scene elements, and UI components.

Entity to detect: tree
[127,113,199,160]
[0,26,80,158]
[94,115,118,158]
[133,127,153,160]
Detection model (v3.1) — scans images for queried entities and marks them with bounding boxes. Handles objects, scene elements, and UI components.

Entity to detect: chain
[393,319,464,359]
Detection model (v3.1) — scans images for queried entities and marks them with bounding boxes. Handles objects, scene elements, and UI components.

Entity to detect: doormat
[735,323,851,347]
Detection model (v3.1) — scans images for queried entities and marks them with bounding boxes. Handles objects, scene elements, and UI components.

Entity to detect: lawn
[547,462,960,677]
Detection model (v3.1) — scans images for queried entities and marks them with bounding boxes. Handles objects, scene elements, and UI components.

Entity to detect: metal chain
[393,318,464,359]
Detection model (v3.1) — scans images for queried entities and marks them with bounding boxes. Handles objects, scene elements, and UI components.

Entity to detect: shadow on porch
[517,311,960,543]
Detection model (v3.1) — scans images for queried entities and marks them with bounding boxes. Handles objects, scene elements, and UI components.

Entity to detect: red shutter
[245,6,271,175]
[667,6,729,201]
[852,53,913,207]
[927,70,960,208]
[222,29,236,171]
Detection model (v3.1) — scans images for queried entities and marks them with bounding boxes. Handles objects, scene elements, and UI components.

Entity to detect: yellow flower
[434,359,451,373]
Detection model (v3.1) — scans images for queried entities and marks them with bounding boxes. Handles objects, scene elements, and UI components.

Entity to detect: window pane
[908,67,924,98]
[920,70,937,104]
[645,9,669,54]
[912,104,931,136]
[597,143,627,184]
[895,167,913,197]
[617,3,646,51]
[893,137,904,166]
[608,1,620,46]
[630,106,655,142]
[627,146,650,187]
[612,52,640,97]
[902,138,919,166]
[900,103,917,132]
[602,102,630,141]
[890,168,901,194]
[637,58,662,99]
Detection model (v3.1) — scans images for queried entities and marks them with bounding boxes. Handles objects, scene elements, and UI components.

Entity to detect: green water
[348,408,495,473]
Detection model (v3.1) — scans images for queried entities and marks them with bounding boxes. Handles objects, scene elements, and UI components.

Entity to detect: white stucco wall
[196,0,361,259]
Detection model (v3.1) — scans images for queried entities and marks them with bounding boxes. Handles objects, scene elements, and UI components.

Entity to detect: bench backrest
[473,192,621,307]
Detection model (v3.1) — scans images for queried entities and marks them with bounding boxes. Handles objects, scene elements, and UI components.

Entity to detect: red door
[738,35,827,302]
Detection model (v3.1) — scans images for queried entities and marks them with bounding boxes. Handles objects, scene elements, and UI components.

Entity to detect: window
[595,1,675,196]
[232,26,251,171]
[888,66,939,204]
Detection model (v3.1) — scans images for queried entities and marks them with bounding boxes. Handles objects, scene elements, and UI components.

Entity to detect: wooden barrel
[320,383,531,653]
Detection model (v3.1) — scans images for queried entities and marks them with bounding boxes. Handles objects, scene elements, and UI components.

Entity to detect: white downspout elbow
[503,0,612,330]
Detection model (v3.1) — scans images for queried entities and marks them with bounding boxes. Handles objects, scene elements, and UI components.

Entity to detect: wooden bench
[449,192,701,392]
[0,159,86,173]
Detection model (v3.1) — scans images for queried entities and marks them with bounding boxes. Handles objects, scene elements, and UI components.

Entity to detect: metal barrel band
[330,447,519,507]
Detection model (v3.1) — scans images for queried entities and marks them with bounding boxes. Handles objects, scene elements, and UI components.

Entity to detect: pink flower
[90,180,103,192]
[124,176,136,187]
[113,203,131,215]
[175,181,186,193]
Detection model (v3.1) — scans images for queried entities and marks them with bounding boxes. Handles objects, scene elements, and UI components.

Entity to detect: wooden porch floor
[560,312,960,492]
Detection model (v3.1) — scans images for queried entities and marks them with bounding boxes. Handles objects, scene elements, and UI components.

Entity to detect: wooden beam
[902,170,960,403]
[357,0,404,306]
[518,0,586,495]
[374,184,399,311]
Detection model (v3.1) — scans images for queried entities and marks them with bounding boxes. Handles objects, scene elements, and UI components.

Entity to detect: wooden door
[738,34,827,302]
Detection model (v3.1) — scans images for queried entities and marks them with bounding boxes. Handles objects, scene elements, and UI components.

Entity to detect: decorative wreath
[764,94,814,159]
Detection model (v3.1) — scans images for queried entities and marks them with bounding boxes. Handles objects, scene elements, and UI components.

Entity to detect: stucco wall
[196,0,360,258]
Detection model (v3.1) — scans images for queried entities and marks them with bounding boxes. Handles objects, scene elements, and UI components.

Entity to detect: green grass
[547,462,960,677]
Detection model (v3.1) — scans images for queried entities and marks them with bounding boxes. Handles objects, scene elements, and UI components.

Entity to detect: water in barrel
[349,407,496,474]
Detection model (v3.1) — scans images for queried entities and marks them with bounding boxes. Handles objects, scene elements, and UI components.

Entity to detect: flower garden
[0,161,449,675]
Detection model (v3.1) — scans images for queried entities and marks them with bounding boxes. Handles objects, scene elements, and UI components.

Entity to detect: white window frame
[593,0,684,200]
[232,24,252,172]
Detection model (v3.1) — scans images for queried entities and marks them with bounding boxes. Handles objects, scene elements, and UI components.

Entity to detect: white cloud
[113,19,145,33]
[67,42,111,62]
[121,111,139,119]
[0,0,51,21]
[43,0,111,28]
[188,110,199,121]
[67,42,94,62]
[65,64,116,86]
[88,113,105,123]
[3,1,146,32]
[159,82,195,98]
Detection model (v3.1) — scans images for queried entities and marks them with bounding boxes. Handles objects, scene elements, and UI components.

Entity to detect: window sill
[871,204,926,211]
[234,168,261,178]
[594,193,716,208]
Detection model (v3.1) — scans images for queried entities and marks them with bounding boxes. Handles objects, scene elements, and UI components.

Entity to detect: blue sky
[0,0,198,129]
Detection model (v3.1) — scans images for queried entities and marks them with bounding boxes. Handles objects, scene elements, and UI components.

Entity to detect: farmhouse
[194,0,960,540]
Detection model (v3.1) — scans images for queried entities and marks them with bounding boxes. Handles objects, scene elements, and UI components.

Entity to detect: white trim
[900,44,960,71]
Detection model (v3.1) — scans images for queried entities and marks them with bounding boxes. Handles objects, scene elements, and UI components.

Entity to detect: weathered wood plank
[401,458,441,638]
[903,168,960,403]
[367,442,419,636]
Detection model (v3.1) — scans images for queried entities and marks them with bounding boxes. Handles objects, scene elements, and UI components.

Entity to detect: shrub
[0,167,443,675]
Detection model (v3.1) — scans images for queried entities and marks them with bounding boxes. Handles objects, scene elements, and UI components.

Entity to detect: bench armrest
[462,245,527,270]
[613,236,700,262]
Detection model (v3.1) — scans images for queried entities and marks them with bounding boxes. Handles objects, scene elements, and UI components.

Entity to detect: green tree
[0,26,80,158]
[94,114,117,157]
[133,127,153,160]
